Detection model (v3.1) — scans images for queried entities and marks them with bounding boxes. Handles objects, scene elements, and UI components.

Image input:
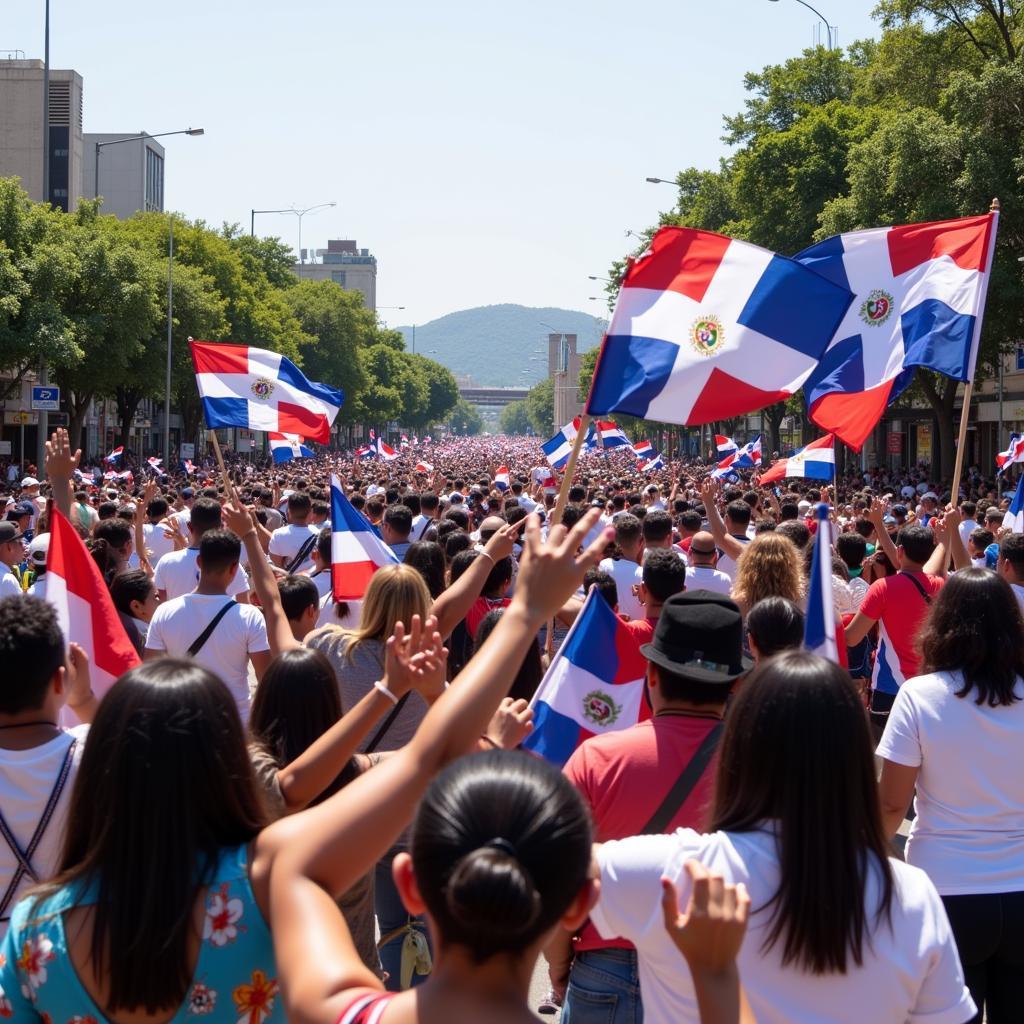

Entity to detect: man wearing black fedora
[548,590,750,1021]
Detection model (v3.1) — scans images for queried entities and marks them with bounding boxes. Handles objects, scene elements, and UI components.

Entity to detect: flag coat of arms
[330,475,399,601]
[522,590,648,767]
[759,434,835,484]
[796,213,997,450]
[586,226,853,425]
[269,432,314,463]
[191,339,344,444]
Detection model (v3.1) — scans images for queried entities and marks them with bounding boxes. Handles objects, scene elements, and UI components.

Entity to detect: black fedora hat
[639,590,752,684]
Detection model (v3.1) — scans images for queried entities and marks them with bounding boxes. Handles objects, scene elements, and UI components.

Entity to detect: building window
[1016,344,1024,372]
[145,147,164,212]
[330,270,347,286]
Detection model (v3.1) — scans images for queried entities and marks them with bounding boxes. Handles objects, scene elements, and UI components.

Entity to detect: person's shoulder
[149,594,185,620]
[886,856,946,917]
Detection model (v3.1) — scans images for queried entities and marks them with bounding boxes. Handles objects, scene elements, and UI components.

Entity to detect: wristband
[373,679,399,705]
[478,551,496,566]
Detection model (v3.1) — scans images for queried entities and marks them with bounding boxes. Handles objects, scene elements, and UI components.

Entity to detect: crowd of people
[0,427,1020,1024]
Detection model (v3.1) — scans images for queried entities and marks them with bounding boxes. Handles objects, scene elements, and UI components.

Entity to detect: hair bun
[445,845,542,936]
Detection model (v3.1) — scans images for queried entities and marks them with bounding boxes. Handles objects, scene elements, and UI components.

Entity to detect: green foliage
[525,377,554,437]
[499,400,534,435]
[448,398,484,436]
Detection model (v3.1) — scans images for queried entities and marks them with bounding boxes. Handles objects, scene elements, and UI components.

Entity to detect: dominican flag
[632,440,654,460]
[521,589,648,767]
[759,434,835,484]
[355,445,374,459]
[494,466,510,491]
[1003,475,1024,533]
[147,457,162,471]
[715,434,738,456]
[105,446,124,463]
[183,460,195,475]
[796,212,998,450]
[640,454,665,472]
[415,461,434,474]
[997,433,1024,475]
[586,226,852,425]
[711,436,761,481]
[269,432,314,463]
[44,507,140,725]
[376,438,399,461]
[190,339,344,444]
[330,475,399,600]
[542,417,584,469]
[804,503,838,662]
[593,420,632,450]
[117,470,133,483]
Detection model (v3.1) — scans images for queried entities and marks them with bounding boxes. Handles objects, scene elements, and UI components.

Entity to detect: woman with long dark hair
[878,568,1024,1024]
[590,652,975,1023]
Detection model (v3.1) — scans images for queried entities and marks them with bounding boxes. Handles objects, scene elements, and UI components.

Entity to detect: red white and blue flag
[796,212,998,450]
[494,466,510,491]
[355,444,374,459]
[715,434,738,456]
[415,460,434,474]
[183,459,195,475]
[522,589,649,767]
[542,417,584,470]
[712,436,762,481]
[997,433,1024,475]
[147,457,162,471]
[586,226,852,425]
[759,434,836,484]
[593,420,632,450]
[640,454,665,472]
[269,432,314,463]
[330,475,399,601]
[632,440,654,460]
[804,503,838,662]
[105,446,124,463]
[190,339,344,444]
[375,438,399,462]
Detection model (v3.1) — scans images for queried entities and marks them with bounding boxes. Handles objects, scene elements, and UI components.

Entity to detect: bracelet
[240,530,257,541]
[67,691,95,709]
[479,734,499,748]
[373,679,399,705]
[478,551,496,567]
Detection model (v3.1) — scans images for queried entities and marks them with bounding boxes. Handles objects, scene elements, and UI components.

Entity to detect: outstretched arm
[700,478,744,562]
[44,428,78,522]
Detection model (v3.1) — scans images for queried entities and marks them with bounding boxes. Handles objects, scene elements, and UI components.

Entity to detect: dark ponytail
[412,750,592,962]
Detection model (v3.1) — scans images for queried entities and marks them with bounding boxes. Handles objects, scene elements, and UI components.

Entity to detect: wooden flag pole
[208,429,234,496]
[551,414,591,527]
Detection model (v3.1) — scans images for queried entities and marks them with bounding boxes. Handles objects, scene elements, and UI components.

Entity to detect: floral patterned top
[0,843,284,1023]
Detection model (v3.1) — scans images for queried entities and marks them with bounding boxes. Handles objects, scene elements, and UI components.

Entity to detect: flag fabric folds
[712,436,762,481]
[355,445,373,459]
[521,590,649,767]
[375,438,399,461]
[632,440,654,460]
[715,434,738,456]
[542,418,583,469]
[494,466,510,491]
[586,226,853,426]
[997,433,1024,475]
[640,454,665,472]
[44,506,140,722]
[804,503,838,662]
[190,339,344,444]
[183,459,195,475]
[759,434,836,484]
[593,421,632,450]
[796,212,998,450]
[1004,475,1024,533]
[269,432,314,463]
[415,461,434,474]
[330,475,399,601]
[105,446,124,463]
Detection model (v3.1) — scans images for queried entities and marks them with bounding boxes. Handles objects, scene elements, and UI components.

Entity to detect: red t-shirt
[564,715,720,950]
[623,615,657,649]
[465,595,512,639]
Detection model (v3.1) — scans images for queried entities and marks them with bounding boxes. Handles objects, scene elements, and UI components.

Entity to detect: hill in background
[394,304,607,388]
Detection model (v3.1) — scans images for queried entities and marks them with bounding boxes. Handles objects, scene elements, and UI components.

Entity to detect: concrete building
[0,59,84,211]
[82,132,166,217]
[293,239,377,310]
[549,332,583,428]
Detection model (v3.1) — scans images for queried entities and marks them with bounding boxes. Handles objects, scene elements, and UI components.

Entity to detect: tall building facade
[549,332,583,428]
[293,239,377,310]
[0,59,84,211]
[82,132,166,217]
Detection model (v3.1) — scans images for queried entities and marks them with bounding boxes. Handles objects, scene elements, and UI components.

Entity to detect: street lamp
[252,202,336,262]
[767,0,833,49]
[94,128,204,199]
[645,177,676,186]
[588,274,612,282]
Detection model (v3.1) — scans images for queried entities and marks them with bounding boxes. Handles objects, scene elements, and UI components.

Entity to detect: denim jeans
[562,948,643,1024]
[374,852,432,991]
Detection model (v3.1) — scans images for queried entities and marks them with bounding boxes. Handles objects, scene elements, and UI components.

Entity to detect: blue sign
[30,386,60,411]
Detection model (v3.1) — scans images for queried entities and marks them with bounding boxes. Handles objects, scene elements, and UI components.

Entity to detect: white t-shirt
[0,727,87,942]
[684,564,733,596]
[268,523,320,573]
[410,514,433,541]
[957,519,977,551]
[599,556,644,621]
[0,568,21,598]
[145,593,269,720]
[877,669,1024,896]
[716,534,751,581]
[153,548,249,601]
[311,571,361,630]
[594,828,974,1024]
[142,521,177,565]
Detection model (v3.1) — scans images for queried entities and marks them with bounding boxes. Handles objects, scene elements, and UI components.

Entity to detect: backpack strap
[0,737,77,921]
[187,601,236,657]
[284,533,319,575]
[640,722,723,835]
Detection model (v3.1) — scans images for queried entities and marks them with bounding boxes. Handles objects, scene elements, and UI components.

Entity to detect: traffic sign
[31,386,60,411]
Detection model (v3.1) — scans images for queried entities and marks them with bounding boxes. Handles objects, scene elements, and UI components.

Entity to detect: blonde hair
[731,533,804,615]
[343,563,431,661]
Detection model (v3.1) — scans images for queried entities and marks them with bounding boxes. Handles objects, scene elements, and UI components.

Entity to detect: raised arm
[699,478,745,562]
[923,514,950,578]
[44,428,78,522]
[945,506,970,572]
[868,498,900,568]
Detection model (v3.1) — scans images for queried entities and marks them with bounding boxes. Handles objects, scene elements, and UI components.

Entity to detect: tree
[407,354,459,428]
[525,377,554,437]
[875,1,1021,61]
[448,398,483,436]
[499,400,533,435]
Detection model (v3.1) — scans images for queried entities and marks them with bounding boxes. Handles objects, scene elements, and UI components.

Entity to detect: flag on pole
[1003,475,1024,533]
[586,226,853,425]
[105,446,124,463]
[147,457,162,471]
[183,459,195,475]
[44,507,140,723]
[521,589,648,767]
[415,461,434,474]
[997,433,1024,475]
[355,445,374,459]
[632,440,654,460]
[542,417,584,469]
[423,435,432,443]
[715,434,738,456]
[796,212,998,450]
[640,454,665,472]
[369,429,376,440]
[759,434,835,484]
[494,466,510,491]
[269,432,314,463]
[330,475,400,601]
[804,503,838,662]
[593,420,633,450]
[190,339,344,444]
[375,438,399,461]
[711,436,762,481]
[400,435,410,449]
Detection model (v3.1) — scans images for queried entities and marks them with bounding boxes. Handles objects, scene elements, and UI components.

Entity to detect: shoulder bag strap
[284,533,319,575]
[900,571,933,605]
[640,722,724,835]
[0,738,77,921]
[364,693,411,755]
[188,601,236,657]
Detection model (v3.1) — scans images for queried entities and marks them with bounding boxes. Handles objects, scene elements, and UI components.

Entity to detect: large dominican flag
[796,213,998,450]
[586,226,852,425]
[521,590,648,768]
[190,339,344,444]
[44,507,140,724]
[330,475,399,601]
[759,434,835,484]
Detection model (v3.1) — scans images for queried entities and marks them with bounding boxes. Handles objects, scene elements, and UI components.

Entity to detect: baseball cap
[6,500,35,521]
[28,533,50,565]
[20,477,39,488]
[0,521,24,543]
[181,487,195,499]
[892,504,908,516]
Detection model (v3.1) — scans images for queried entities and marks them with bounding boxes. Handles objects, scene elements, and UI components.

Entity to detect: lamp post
[37,0,50,472]
[645,177,676,186]
[94,128,204,200]
[164,214,174,467]
[767,0,833,49]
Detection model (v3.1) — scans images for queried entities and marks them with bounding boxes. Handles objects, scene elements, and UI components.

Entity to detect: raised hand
[485,697,534,749]
[384,615,448,701]
[44,428,81,481]
[482,517,526,562]
[222,495,257,538]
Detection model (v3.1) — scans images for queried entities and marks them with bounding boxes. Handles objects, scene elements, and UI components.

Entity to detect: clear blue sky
[8,0,880,326]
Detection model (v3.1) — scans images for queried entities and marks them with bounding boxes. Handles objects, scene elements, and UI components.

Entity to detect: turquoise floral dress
[0,844,284,1023]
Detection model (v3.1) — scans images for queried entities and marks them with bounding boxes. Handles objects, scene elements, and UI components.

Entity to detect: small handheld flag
[1003,475,1024,534]
[711,436,762,481]
[715,434,738,456]
[632,440,654,460]
[804,503,838,662]
[375,438,399,462]
[415,461,434,474]
[330,475,400,601]
[494,466,510,491]
[542,417,584,470]
[640,454,665,472]
[759,435,835,484]
[183,459,195,475]
[105,446,124,463]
